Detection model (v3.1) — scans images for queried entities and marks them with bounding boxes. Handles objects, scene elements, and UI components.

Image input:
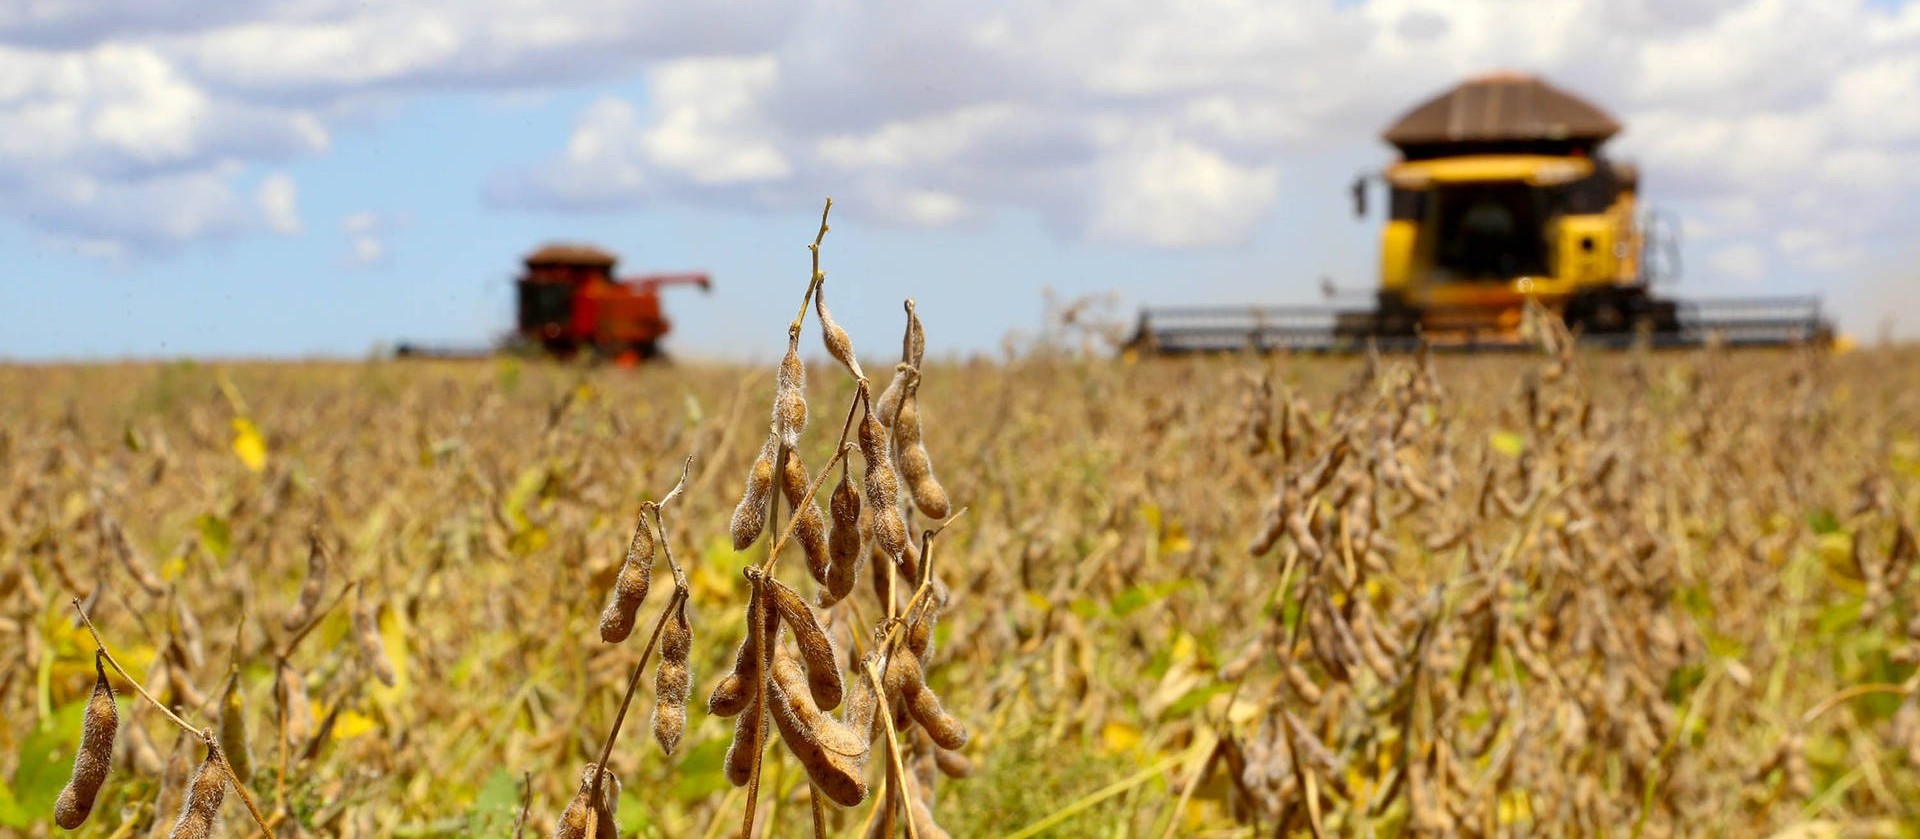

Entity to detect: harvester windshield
[1430,182,1550,281]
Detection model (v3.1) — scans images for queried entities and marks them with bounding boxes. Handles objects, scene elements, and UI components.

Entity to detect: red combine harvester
[399,242,711,362]
[513,243,711,363]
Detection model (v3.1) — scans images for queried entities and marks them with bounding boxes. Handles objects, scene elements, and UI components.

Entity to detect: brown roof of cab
[524,243,619,267]
[1383,71,1621,150]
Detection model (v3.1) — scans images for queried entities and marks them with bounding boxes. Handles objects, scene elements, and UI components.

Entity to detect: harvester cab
[1130,72,1832,354]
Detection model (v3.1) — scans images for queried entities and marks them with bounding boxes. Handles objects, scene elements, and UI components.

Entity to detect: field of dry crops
[4,288,1920,837]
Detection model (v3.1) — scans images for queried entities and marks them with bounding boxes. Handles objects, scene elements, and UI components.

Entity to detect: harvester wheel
[1639,299,1680,334]
[1567,289,1679,337]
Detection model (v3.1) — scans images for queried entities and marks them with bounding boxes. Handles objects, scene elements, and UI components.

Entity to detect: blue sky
[1,0,1916,363]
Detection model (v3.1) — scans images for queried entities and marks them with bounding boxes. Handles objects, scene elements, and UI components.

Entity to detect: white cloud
[639,57,789,186]
[1085,135,1280,247]
[488,0,1920,264]
[0,0,1916,275]
[0,0,791,254]
[340,211,390,267]
[257,173,300,234]
[1708,244,1768,284]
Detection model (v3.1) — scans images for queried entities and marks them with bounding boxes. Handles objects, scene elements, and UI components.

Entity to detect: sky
[1,0,1917,363]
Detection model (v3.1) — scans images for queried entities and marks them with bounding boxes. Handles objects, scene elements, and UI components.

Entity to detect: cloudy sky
[1,0,1916,361]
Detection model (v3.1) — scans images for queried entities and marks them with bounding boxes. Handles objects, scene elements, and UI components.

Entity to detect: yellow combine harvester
[1131,72,1833,353]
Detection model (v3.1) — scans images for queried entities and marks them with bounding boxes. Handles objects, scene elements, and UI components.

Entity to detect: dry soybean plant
[1191,319,1920,835]
[35,513,401,838]
[59,599,276,838]
[552,199,974,838]
[8,219,1920,837]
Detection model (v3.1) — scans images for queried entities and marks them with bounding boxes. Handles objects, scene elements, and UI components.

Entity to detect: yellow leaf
[1170,631,1197,664]
[1101,721,1142,755]
[693,562,734,603]
[231,417,268,472]
[1489,430,1525,458]
[1498,789,1534,824]
[330,709,377,740]
[370,603,412,703]
[1346,767,1373,804]
[1818,532,1864,587]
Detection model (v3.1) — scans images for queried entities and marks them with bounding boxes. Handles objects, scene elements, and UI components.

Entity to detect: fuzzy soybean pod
[820,465,864,606]
[551,790,590,839]
[933,746,974,779]
[708,576,777,718]
[730,434,779,550]
[276,660,313,752]
[283,531,327,631]
[890,648,968,751]
[722,588,781,788]
[217,672,252,784]
[773,340,809,450]
[147,736,191,839]
[165,745,226,839]
[653,596,692,755]
[905,602,939,661]
[894,380,951,519]
[815,287,862,379]
[54,653,117,829]
[768,649,869,807]
[781,450,833,587]
[903,299,926,367]
[869,531,926,609]
[724,695,769,788]
[598,512,655,643]
[354,589,397,688]
[858,408,908,561]
[904,783,952,839]
[766,577,843,710]
[553,764,619,839]
[590,766,620,839]
[845,655,881,750]
[873,364,913,430]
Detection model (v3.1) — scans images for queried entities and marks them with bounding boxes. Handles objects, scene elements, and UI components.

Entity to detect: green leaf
[1664,662,1706,704]
[0,781,21,828]
[671,737,731,801]
[1677,585,1713,621]
[503,465,550,531]
[7,699,91,828]
[616,789,654,836]
[1111,580,1184,619]
[1703,633,1746,661]
[194,513,233,560]
[1163,683,1232,718]
[1807,508,1842,535]
[1815,596,1862,636]
[467,768,523,837]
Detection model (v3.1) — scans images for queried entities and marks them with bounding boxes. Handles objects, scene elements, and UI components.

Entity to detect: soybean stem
[73,597,200,735]
[588,586,687,810]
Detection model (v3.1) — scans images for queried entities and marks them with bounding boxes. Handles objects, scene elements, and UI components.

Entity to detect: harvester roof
[525,242,618,268]
[1383,71,1621,154]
